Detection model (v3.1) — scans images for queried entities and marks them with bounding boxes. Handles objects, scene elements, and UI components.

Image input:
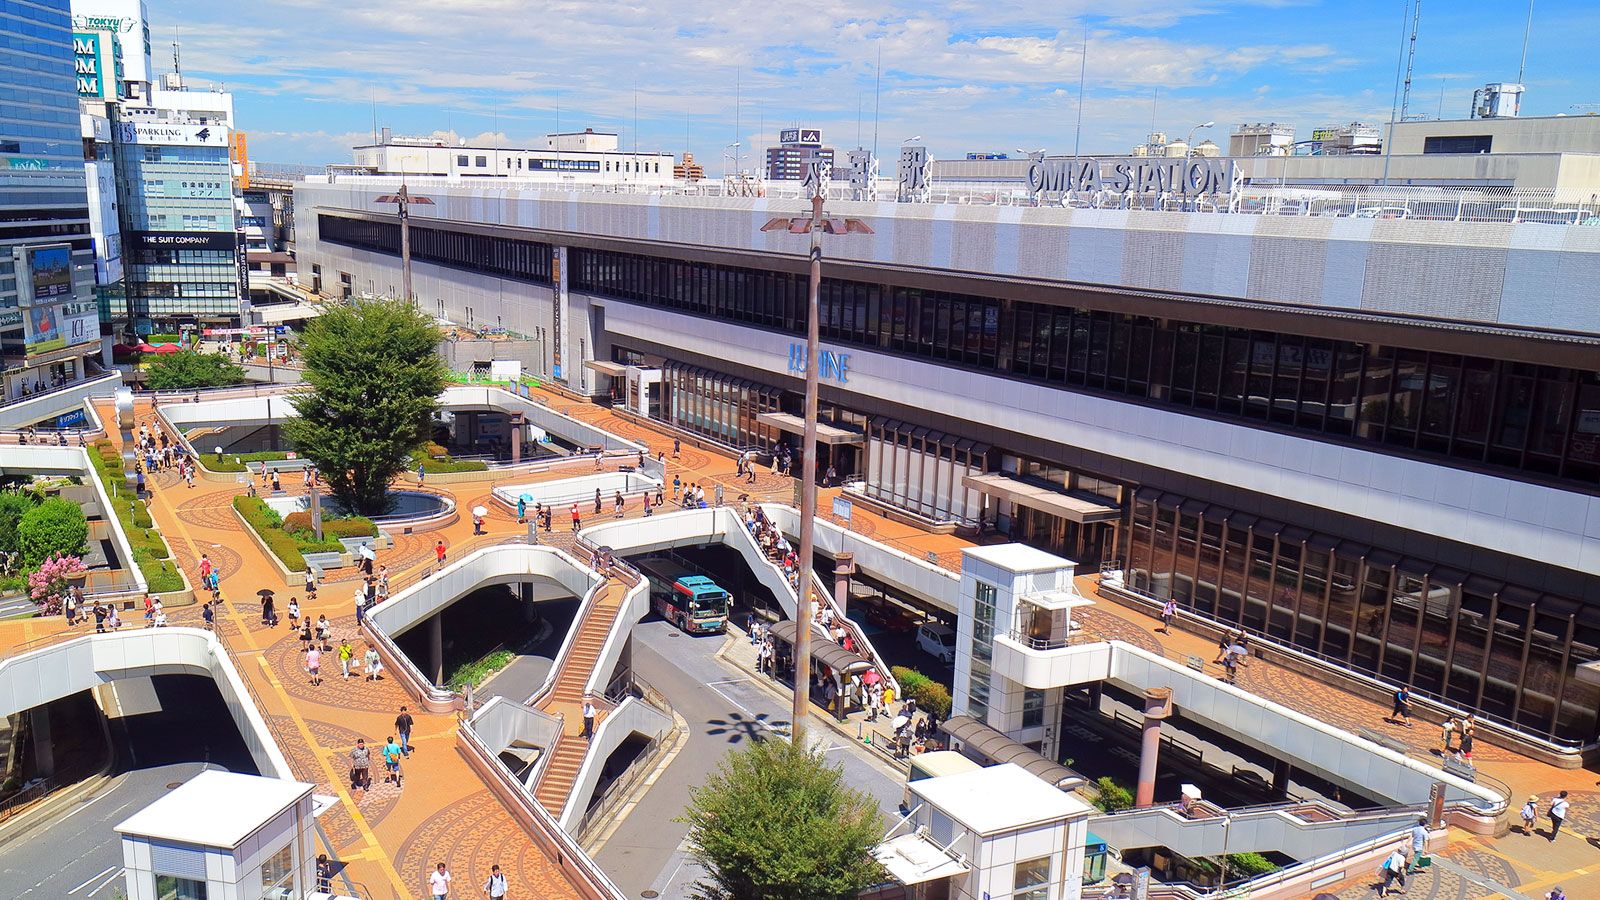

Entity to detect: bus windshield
[690,590,729,618]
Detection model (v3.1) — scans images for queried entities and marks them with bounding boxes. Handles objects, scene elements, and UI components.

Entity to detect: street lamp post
[761,166,873,743]
[1184,122,1215,156]
[374,184,434,304]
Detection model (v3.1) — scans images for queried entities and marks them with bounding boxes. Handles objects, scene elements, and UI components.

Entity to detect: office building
[0,0,104,401]
[69,0,150,89]
[349,127,676,187]
[296,176,1600,748]
[765,127,833,181]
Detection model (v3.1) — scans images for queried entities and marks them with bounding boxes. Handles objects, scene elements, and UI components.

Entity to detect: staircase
[531,577,627,813]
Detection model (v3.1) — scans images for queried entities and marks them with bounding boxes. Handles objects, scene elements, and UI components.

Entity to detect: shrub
[889,666,950,718]
[323,518,377,539]
[0,491,37,556]
[131,508,153,529]
[282,511,312,533]
[18,497,88,566]
[1225,853,1278,878]
[1093,776,1134,812]
[27,554,86,614]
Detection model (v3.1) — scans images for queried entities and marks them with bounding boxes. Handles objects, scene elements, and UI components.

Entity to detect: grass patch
[446,648,515,691]
[410,448,488,474]
[89,443,184,593]
[233,496,374,572]
[199,450,292,473]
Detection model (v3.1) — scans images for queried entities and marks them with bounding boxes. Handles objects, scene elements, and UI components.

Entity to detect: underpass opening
[392,583,579,691]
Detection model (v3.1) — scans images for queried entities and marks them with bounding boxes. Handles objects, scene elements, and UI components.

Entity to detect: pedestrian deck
[0,384,1593,899]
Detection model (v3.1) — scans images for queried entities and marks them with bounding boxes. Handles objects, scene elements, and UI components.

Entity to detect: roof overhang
[757,412,864,445]
[964,473,1120,524]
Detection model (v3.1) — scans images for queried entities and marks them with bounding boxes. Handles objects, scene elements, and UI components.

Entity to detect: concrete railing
[760,503,961,612]
[0,627,291,780]
[0,371,121,431]
[0,445,148,598]
[1089,799,1432,861]
[558,696,673,831]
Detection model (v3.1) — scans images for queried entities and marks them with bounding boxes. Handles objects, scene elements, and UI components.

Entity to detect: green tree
[18,497,88,566]
[284,299,445,515]
[0,491,37,557]
[145,350,249,390]
[679,739,886,900]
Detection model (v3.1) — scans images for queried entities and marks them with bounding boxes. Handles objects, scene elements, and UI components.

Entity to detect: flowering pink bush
[28,553,86,615]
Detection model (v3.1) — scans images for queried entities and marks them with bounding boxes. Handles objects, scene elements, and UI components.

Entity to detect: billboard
[72,31,119,99]
[115,122,229,147]
[24,301,98,358]
[26,245,72,304]
[129,230,237,251]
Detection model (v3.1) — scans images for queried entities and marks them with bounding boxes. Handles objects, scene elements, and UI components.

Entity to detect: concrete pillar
[429,615,445,688]
[1086,681,1103,711]
[29,704,54,778]
[833,553,855,618]
[521,582,537,622]
[1135,688,1172,808]
[1272,758,1293,798]
[510,413,524,465]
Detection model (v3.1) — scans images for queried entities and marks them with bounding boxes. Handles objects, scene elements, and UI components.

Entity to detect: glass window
[156,875,207,900]
[262,842,295,899]
[1014,856,1051,900]
[1022,689,1045,728]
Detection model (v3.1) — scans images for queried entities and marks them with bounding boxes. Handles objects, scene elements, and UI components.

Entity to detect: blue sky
[150,0,1600,168]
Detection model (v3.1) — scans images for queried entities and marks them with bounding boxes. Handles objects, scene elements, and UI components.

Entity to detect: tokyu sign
[1028,156,1234,198]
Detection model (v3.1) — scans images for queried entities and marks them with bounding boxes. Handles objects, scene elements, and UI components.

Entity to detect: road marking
[704,677,750,686]
[704,680,784,736]
[86,867,124,897]
[67,866,117,894]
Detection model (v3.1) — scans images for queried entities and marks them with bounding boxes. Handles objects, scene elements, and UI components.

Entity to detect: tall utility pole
[374,184,433,304]
[761,166,871,743]
[1399,0,1422,121]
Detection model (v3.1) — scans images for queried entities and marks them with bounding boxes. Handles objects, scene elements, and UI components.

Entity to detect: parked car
[916,622,957,664]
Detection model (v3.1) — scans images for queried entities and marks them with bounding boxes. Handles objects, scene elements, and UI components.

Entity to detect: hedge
[200,450,292,473]
[88,442,182,592]
[281,511,377,538]
[145,333,183,344]
[1093,776,1134,812]
[889,666,952,718]
[234,495,306,571]
[410,449,488,474]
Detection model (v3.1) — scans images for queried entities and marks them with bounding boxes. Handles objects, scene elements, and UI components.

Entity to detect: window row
[1126,492,1600,741]
[569,246,1600,488]
[318,215,552,286]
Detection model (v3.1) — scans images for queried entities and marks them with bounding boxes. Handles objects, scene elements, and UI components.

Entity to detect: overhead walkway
[0,371,121,431]
[759,503,960,612]
[1088,798,1432,861]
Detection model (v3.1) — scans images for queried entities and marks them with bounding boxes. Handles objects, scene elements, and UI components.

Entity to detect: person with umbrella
[471,505,487,535]
[258,589,276,627]
[516,495,527,523]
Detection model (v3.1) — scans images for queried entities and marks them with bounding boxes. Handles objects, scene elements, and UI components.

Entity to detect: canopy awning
[940,716,1085,789]
[254,303,325,324]
[757,412,864,445]
[583,359,629,377]
[963,473,1120,524]
[768,620,874,675]
[873,832,969,885]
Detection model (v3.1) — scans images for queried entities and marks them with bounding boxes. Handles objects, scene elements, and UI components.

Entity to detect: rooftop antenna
[856,92,863,148]
[1073,24,1088,158]
[633,79,639,157]
[734,68,742,174]
[1399,0,1422,121]
[871,42,882,163]
[371,90,378,145]
[1517,0,1534,83]
[1150,86,1159,134]
[1381,0,1412,186]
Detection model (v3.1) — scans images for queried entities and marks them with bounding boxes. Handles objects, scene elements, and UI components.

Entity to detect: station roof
[115,771,314,850]
[910,762,1092,835]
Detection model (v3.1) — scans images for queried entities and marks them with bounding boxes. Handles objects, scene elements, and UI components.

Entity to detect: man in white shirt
[1549,791,1570,841]
[1378,849,1407,897]
[581,697,597,740]
[428,862,452,900]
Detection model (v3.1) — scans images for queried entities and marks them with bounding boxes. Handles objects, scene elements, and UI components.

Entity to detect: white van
[916,622,957,664]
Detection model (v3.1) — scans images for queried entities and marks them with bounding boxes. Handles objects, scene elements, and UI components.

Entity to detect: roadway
[592,619,906,900]
[0,675,257,899]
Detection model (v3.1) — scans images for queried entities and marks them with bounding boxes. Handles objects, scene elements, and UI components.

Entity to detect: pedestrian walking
[1407,817,1429,873]
[672,437,680,458]
[1440,716,1457,755]
[581,696,596,740]
[416,462,426,485]
[429,863,452,900]
[672,475,681,499]
[338,638,355,679]
[364,644,384,680]
[642,491,652,517]
[315,854,333,893]
[435,539,447,570]
[594,488,602,515]
[1549,791,1569,841]
[1547,887,1567,900]
[472,511,484,535]
[570,503,581,531]
[1377,848,1407,897]
[316,614,330,648]
[93,601,107,633]
[287,597,300,630]
[305,567,318,601]
[201,601,214,630]
[396,705,414,756]
[825,464,837,487]
[613,490,624,518]
[300,618,314,652]
[1390,685,1413,727]
[1457,729,1474,766]
[516,496,526,523]
[483,864,508,900]
[306,646,322,685]
[1521,795,1538,834]
[1160,598,1177,633]
[350,739,371,791]
[714,482,724,507]
[382,736,404,786]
